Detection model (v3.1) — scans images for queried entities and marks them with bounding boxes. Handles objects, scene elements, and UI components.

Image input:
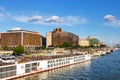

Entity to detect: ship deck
[0,53,85,66]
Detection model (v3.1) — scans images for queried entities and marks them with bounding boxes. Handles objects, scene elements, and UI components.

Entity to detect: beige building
[46,32,53,47]
[79,38,89,47]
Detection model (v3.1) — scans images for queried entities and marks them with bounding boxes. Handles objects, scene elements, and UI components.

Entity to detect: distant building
[46,32,53,47]
[86,36,100,46]
[0,28,43,50]
[46,28,78,47]
[78,38,89,47]
[115,43,120,48]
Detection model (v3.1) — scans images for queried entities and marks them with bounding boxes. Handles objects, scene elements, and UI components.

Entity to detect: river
[14,50,120,80]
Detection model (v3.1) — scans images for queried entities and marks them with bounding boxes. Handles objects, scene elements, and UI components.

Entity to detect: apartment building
[46,28,78,47]
[0,28,43,50]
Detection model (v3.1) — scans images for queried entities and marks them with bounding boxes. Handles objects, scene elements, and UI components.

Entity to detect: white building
[46,32,52,47]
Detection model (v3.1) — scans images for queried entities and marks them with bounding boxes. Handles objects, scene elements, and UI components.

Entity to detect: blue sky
[0,0,120,45]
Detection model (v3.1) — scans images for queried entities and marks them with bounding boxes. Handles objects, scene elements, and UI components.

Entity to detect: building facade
[78,38,89,47]
[0,29,43,50]
[46,32,53,47]
[46,28,78,47]
[86,36,100,46]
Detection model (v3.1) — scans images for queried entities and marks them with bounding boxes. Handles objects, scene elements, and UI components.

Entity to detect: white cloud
[64,16,88,25]
[14,15,28,22]
[0,6,89,26]
[0,6,12,21]
[28,16,42,22]
[0,6,5,12]
[0,12,6,21]
[0,6,5,21]
[104,15,120,27]
[14,15,42,23]
[14,15,88,26]
[104,15,116,22]
[44,15,63,23]
[0,13,5,17]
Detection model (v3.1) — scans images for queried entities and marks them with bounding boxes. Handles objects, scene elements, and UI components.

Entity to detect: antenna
[109,41,112,46]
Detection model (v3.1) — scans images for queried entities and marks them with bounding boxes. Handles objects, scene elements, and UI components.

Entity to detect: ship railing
[18,53,87,63]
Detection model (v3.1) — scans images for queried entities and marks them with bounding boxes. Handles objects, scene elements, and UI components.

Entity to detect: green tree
[89,38,100,46]
[72,45,80,49]
[100,44,106,47]
[1,45,9,51]
[59,42,72,48]
[13,45,24,56]
[38,46,46,50]
[0,48,2,51]
[89,45,95,48]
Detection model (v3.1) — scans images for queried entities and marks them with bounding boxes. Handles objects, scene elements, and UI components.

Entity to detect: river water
[15,50,120,80]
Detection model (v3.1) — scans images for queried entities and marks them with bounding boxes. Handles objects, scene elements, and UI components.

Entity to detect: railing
[19,54,82,63]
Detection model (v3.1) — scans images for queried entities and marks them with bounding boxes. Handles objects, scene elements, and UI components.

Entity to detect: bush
[13,45,24,56]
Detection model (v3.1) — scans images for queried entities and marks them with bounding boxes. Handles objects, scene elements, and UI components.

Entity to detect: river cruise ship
[0,53,91,80]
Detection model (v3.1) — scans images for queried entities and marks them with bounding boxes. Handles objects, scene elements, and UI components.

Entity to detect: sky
[0,0,120,45]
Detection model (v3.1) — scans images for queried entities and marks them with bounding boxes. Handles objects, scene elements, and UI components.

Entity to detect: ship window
[0,68,1,72]
[48,65,50,68]
[48,61,50,63]
[7,58,11,60]
[25,69,30,73]
[2,58,6,60]
[25,64,30,68]
[56,59,58,62]
[12,58,15,59]
[6,72,11,77]
[11,71,16,76]
[6,67,11,71]
[1,73,6,78]
[51,64,53,67]
[1,67,6,72]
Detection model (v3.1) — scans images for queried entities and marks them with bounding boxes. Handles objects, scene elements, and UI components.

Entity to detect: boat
[0,53,91,80]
